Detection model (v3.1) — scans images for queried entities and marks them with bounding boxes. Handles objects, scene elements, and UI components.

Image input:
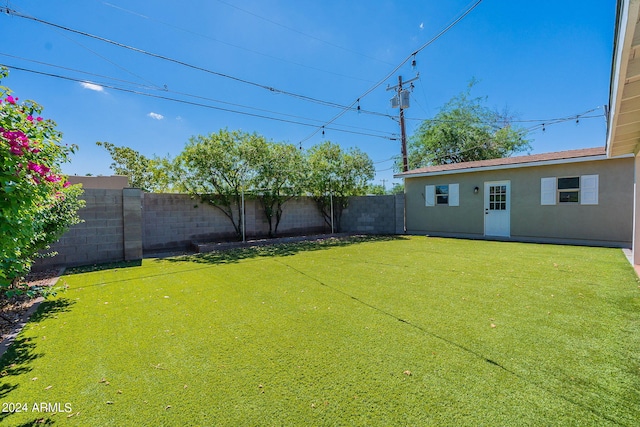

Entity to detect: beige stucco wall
[67,175,129,189]
[404,157,633,247]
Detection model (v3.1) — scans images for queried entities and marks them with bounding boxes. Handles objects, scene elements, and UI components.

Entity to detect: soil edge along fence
[33,189,405,270]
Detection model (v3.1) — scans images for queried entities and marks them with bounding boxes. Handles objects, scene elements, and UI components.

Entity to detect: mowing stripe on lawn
[273,257,630,427]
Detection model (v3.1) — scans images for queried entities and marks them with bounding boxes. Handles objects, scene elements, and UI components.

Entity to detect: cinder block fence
[34,190,404,270]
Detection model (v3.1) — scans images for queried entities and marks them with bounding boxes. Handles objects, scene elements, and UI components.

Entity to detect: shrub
[0,69,84,297]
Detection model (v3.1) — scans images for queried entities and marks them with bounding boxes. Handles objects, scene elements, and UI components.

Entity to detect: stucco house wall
[402,155,634,247]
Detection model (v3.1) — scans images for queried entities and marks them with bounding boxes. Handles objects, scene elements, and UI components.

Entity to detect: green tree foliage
[175,129,262,239]
[247,139,305,237]
[305,141,374,232]
[365,184,386,195]
[405,81,531,170]
[96,141,172,192]
[0,69,84,295]
[100,130,378,240]
[390,182,404,195]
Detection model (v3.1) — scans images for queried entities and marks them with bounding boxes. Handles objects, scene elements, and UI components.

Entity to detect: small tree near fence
[96,141,173,192]
[305,141,374,232]
[247,139,305,237]
[175,129,260,240]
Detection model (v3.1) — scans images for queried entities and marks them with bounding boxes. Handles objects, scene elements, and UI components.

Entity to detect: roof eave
[607,0,640,158]
[394,153,632,179]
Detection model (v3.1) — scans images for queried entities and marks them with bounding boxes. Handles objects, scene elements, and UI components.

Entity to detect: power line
[298,0,484,145]
[1,7,397,121]
[0,52,161,90]
[402,107,605,129]
[0,53,396,137]
[2,64,398,140]
[0,7,376,112]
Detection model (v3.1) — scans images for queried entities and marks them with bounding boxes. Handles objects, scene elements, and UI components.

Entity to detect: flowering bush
[0,68,84,297]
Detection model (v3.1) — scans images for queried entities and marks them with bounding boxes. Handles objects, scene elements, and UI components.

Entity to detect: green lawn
[1,236,639,426]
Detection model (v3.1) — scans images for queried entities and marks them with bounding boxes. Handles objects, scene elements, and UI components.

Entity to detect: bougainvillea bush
[0,68,84,296]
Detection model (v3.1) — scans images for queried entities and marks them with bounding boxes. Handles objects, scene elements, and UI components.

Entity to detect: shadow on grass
[13,419,56,426]
[161,234,408,266]
[64,260,143,276]
[0,299,74,426]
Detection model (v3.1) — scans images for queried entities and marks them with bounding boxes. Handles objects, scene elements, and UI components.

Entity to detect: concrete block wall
[34,189,125,270]
[34,191,402,269]
[260,197,328,236]
[143,193,238,252]
[395,194,405,234]
[143,194,329,251]
[341,195,404,234]
[123,189,143,260]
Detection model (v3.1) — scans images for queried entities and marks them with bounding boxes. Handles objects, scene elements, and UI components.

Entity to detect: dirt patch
[0,268,64,347]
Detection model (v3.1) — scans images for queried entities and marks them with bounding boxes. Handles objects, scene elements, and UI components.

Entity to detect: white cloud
[80,82,104,92]
[419,22,424,30]
[147,112,164,120]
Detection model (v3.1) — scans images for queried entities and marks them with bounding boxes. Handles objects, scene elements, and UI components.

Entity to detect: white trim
[580,174,599,205]
[607,0,635,158]
[449,183,459,206]
[425,185,435,206]
[394,154,633,179]
[484,180,511,237]
[540,177,556,205]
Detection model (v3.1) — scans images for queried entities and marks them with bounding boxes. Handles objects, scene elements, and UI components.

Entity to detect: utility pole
[387,74,419,172]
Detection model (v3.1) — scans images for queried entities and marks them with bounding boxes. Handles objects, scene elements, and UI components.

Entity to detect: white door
[484,181,510,237]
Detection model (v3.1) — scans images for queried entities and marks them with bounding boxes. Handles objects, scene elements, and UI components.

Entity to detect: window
[489,185,507,210]
[425,183,459,207]
[435,185,449,205]
[540,175,598,205]
[557,177,579,203]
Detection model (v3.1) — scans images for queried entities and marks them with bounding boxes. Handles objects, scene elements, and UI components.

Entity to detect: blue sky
[1,0,616,188]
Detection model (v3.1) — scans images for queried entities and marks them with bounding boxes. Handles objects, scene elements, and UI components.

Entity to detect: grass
[0,235,639,426]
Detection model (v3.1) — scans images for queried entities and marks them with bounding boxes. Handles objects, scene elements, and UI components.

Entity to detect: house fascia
[394,154,632,179]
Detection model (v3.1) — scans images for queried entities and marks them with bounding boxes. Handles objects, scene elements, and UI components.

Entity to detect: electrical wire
[298,0,484,145]
[0,7,377,111]
[2,63,398,140]
[373,156,397,164]
[0,52,161,90]
[402,107,605,129]
[0,53,396,137]
[1,7,399,121]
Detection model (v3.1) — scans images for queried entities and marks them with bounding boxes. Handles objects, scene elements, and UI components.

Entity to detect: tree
[96,141,172,192]
[247,140,305,237]
[390,182,404,195]
[365,184,386,195]
[175,129,263,240]
[405,81,531,170]
[1,69,84,296]
[305,141,374,232]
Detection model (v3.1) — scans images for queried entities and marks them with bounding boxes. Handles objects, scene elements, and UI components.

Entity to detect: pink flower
[36,117,43,122]
[27,161,44,175]
[27,115,34,122]
[9,146,23,156]
[6,95,16,105]
[63,181,71,188]
[45,174,61,183]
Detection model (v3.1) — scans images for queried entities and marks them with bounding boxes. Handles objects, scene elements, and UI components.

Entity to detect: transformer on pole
[387,74,419,172]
